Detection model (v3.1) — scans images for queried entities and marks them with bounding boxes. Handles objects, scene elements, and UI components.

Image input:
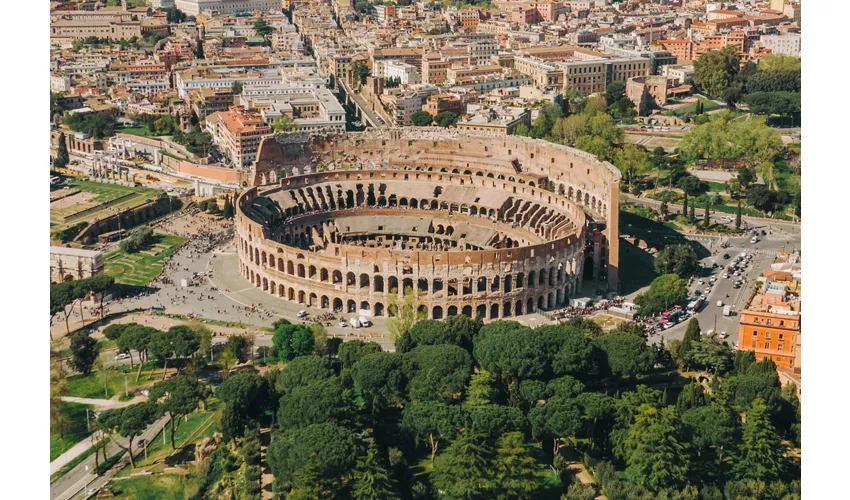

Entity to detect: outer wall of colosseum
[236,129,620,321]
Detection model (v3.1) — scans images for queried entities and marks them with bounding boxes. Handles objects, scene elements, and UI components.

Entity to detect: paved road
[51,416,169,500]
[651,229,800,348]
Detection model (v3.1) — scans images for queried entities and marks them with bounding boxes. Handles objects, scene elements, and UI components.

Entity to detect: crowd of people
[548,295,626,321]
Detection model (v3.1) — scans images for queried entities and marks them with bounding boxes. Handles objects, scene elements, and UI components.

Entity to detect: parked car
[116,352,130,360]
[719,332,729,339]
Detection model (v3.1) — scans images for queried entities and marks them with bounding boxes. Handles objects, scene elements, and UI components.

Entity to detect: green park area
[117,403,220,473]
[111,474,200,500]
[72,181,160,204]
[104,234,187,286]
[50,402,93,461]
[50,180,163,236]
[665,95,723,117]
[64,365,153,400]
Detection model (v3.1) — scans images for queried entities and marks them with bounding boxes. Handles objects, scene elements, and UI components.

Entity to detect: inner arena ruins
[235,129,620,321]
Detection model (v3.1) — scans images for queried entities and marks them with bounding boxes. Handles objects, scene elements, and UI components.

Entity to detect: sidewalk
[51,439,95,476]
[51,396,149,476]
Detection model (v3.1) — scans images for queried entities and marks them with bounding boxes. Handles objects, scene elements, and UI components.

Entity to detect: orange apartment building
[658,31,746,61]
[205,106,272,167]
[459,9,480,30]
[738,279,801,371]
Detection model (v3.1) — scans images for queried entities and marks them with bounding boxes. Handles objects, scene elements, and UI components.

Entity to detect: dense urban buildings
[47,0,804,498]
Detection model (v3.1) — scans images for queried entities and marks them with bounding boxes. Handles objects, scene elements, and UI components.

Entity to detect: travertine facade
[50,247,104,284]
[235,129,620,320]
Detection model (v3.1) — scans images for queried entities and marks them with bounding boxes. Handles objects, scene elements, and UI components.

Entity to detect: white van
[349,318,362,328]
[359,316,372,327]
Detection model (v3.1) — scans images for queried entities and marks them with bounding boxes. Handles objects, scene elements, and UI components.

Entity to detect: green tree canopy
[403,344,472,403]
[654,244,700,277]
[273,323,315,361]
[402,401,462,462]
[274,355,333,394]
[410,110,434,126]
[70,331,100,375]
[267,422,360,493]
[733,398,788,483]
[149,375,209,449]
[623,405,691,491]
[351,352,406,413]
[594,331,655,378]
[277,376,355,429]
[338,340,383,368]
[693,46,740,99]
[634,274,688,316]
[352,441,397,500]
[431,430,496,498]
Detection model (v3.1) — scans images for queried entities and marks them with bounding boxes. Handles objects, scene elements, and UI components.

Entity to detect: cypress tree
[55,132,70,168]
[704,197,711,227]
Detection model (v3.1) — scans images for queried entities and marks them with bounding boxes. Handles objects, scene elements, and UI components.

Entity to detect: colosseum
[234,128,620,321]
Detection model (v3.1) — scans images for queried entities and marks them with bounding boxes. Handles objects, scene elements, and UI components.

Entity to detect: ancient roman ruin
[235,129,620,320]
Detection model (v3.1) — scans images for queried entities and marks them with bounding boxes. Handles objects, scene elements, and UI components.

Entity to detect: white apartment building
[174,0,280,16]
[469,40,499,66]
[760,33,801,58]
[240,88,346,133]
[127,79,171,95]
[380,61,421,85]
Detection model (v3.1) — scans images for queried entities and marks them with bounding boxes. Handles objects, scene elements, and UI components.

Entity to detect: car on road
[116,352,130,360]
[297,310,308,318]
[704,287,711,294]
[751,236,759,244]
[723,273,729,279]
[719,332,729,339]
[137,438,146,447]
[723,253,730,259]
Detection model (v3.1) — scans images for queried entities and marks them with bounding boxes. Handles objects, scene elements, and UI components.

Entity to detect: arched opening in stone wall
[433,306,444,319]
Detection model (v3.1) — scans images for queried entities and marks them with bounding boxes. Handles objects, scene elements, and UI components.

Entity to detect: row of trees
[693,49,800,105]
[410,110,460,128]
[50,275,115,336]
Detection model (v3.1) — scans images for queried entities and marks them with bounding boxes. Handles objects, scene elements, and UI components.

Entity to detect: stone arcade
[235,129,620,321]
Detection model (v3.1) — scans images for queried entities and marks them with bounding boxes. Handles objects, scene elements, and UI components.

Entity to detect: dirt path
[259,428,273,500]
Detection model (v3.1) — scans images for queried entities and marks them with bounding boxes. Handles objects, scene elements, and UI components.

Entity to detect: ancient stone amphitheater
[235,129,620,321]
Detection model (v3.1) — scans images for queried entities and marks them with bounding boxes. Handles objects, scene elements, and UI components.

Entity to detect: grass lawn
[65,365,157,399]
[111,474,199,500]
[667,97,722,117]
[706,181,727,193]
[134,408,220,468]
[70,181,160,204]
[51,402,92,461]
[105,234,188,286]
